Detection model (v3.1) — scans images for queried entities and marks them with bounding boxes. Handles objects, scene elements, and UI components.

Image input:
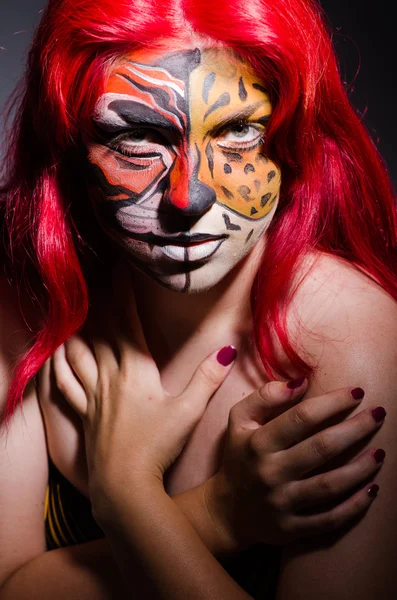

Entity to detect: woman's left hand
[51,265,236,509]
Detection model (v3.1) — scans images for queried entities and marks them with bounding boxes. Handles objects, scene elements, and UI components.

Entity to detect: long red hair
[1,0,396,422]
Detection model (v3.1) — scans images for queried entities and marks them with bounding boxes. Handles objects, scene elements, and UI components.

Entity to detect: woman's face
[86,46,281,293]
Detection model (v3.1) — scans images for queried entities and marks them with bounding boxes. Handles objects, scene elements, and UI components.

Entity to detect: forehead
[103,46,269,108]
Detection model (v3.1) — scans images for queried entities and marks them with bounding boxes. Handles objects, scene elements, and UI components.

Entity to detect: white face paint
[86,46,281,293]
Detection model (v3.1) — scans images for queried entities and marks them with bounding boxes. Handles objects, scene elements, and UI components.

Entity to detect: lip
[123,230,229,247]
[161,238,226,262]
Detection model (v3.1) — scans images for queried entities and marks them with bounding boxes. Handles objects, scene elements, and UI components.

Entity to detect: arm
[276,257,397,599]
[1,539,127,600]
[51,266,386,599]
[97,479,253,600]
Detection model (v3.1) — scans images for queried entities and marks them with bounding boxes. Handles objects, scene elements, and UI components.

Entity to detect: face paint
[86,47,281,293]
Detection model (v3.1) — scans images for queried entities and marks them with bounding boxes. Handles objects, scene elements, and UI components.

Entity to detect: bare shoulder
[287,252,397,392]
[276,253,397,599]
[0,269,48,586]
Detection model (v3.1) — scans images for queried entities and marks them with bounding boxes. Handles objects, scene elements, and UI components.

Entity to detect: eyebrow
[99,99,182,134]
[205,103,271,137]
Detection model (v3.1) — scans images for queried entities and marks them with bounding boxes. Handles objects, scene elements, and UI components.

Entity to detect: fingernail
[350,387,365,400]
[372,407,387,422]
[367,484,379,498]
[217,346,237,366]
[287,376,306,389]
[373,449,386,463]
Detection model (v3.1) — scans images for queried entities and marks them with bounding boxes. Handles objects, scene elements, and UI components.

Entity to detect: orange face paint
[86,47,280,293]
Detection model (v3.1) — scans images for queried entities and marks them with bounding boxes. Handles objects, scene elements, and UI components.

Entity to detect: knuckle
[291,403,312,429]
[248,429,269,459]
[311,432,332,460]
[65,343,84,365]
[258,460,282,489]
[258,382,281,404]
[271,486,292,512]
[198,362,223,386]
[317,473,334,496]
[178,398,197,419]
[54,374,70,395]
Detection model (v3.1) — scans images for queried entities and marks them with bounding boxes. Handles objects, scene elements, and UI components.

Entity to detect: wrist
[202,472,251,555]
[90,471,165,530]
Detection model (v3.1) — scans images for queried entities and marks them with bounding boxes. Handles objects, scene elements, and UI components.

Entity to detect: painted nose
[183,179,216,216]
[166,143,216,216]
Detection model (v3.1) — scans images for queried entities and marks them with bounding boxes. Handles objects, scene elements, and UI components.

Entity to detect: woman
[0,0,396,598]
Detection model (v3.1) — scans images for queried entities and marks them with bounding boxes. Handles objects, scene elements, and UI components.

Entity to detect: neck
[130,238,265,365]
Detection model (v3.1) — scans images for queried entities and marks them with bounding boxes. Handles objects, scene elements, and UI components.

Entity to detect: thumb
[228,377,308,431]
[178,345,237,417]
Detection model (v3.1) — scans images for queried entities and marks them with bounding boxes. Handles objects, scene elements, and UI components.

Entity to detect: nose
[165,143,216,216]
[184,179,216,216]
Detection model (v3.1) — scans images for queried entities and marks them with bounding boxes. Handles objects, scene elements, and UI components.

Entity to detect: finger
[256,386,366,452]
[64,335,98,398]
[285,481,380,538]
[288,447,385,510]
[229,377,308,431]
[178,345,237,420]
[284,406,386,478]
[52,345,88,416]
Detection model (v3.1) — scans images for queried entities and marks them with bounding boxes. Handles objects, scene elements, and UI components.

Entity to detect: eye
[217,123,265,150]
[107,128,167,157]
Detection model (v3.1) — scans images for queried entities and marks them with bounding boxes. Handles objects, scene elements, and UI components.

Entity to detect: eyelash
[106,121,266,157]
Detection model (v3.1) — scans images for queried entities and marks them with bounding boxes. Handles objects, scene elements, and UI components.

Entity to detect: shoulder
[0,268,48,586]
[287,252,397,393]
[276,262,397,597]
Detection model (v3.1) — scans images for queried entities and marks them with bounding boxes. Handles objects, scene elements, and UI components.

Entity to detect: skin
[86,47,281,293]
[0,41,394,600]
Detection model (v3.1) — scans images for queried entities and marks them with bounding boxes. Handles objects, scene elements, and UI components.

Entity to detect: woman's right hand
[205,378,386,548]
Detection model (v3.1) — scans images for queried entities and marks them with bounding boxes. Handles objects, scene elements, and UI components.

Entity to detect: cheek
[87,145,172,200]
[199,143,281,220]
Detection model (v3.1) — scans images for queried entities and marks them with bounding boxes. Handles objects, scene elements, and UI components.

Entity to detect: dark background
[0,0,395,185]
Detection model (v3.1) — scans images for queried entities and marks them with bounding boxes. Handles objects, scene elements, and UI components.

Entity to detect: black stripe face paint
[86,46,281,294]
[205,141,215,178]
[202,72,216,103]
[245,228,254,243]
[204,92,231,120]
[244,163,255,174]
[223,213,242,231]
[238,77,248,101]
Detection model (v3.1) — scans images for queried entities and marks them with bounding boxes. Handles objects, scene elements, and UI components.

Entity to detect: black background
[0,0,395,185]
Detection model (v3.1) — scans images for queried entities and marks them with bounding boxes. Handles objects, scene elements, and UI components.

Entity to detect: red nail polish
[367,484,379,498]
[287,376,306,389]
[217,346,237,366]
[372,407,387,422]
[350,387,365,400]
[373,449,386,463]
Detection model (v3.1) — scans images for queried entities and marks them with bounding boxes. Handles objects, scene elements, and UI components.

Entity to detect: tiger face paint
[86,47,281,293]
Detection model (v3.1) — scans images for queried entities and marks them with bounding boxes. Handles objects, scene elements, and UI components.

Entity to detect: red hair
[1,0,396,422]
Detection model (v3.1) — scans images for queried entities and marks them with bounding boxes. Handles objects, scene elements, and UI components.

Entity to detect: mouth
[121,230,229,262]
[123,230,229,246]
[161,238,226,262]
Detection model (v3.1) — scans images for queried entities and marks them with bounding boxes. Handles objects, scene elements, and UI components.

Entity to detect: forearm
[171,474,240,559]
[0,539,126,600]
[98,480,252,600]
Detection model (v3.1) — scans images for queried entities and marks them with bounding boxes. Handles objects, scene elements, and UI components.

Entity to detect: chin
[127,256,231,294]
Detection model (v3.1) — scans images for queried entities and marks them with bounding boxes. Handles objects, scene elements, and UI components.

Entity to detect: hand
[51,265,237,507]
[206,379,385,547]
